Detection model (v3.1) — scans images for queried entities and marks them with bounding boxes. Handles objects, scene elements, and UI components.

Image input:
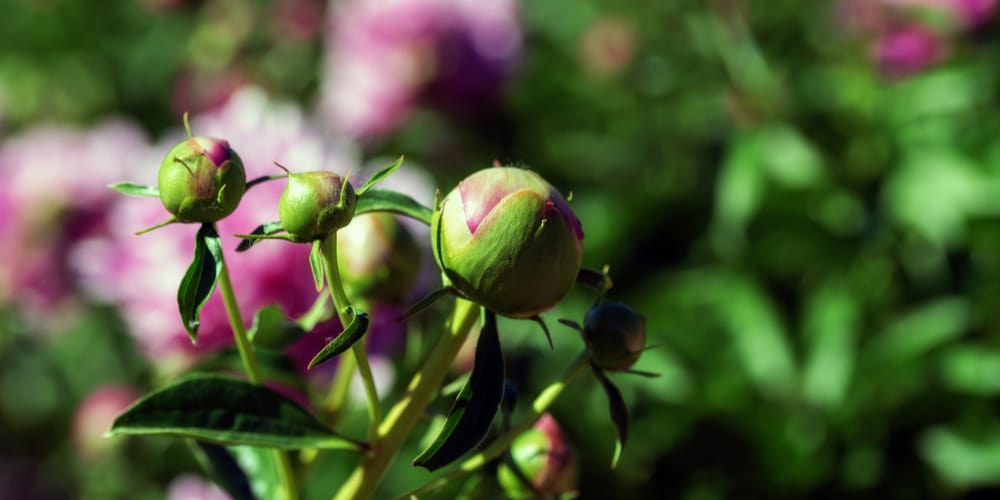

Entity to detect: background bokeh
[3,0,1000,498]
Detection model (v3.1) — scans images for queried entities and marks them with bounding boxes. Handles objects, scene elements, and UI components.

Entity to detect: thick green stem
[401,350,592,498]
[319,234,381,440]
[334,299,480,500]
[216,249,298,500]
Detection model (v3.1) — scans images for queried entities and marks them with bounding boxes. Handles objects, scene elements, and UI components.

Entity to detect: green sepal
[248,305,306,351]
[356,156,405,196]
[309,240,324,292]
[178,223,224,342]
[591,364,628,468]
[109,375,365,451]
[307,307,370,369]
[413,309,506,471]
[236,221,286,252]
[355,189,433,225]
[109,182,160,198]
[398,286,456,321]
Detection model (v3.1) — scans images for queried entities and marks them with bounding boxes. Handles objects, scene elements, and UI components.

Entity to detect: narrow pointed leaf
[109,375,364,450]
[577,268,614,293]
[178,224,224,342]
[248,305,306,351]
[558,318,583,332]
[398,287,455,321]
[625,369,661,378]
[109,182,160,197]
[236,221,286,252]
[591,364,628,468]
[355,189,433,225]
[414,310,505,471]
[356,156,404,196]
[309,240,324,292]
[530,316,554,350]
[190,442,257,500]
[308,307,370,369]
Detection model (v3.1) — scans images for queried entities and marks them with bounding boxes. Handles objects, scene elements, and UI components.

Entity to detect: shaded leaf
[110,375,364,450]
[190,442,256,500]
[357,156,404,196]
[308,307,370,369]
[414,310,505,471]
[577,268,614,293]
[178,224,224,342]
[109,182,160,198]
[356,189,433,225]
[398,287,455,321]
[236,221,286,252]
[248,305,306,351]
[592,364,628,468]
[309,240,324,292]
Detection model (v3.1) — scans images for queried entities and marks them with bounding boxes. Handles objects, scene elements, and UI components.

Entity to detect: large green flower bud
[337,213,421,303]
[497,413,578,497]
[585,302,647,371]
[278,171,357,241]
[157,137,246,223]
[431,167,584,318]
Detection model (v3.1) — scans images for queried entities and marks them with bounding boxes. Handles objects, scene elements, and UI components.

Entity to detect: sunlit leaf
[190,442,256,500]
[109,182,160,198]
[355,189,433,225]
[356,156,404,196]
[309,240,324,292]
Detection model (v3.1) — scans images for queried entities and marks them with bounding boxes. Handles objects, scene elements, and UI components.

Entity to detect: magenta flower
[320,0,522,141]
[873,25,944,78]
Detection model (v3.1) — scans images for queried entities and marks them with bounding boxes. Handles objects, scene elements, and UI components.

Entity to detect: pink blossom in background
[872,25,944,78]
[72,385,139,458]
[320,0,522,141]
[0,120,154,320]
[167,474,231,500]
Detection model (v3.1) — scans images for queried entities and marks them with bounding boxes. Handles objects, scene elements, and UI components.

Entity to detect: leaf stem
[216,243,298,500]
[319,233,381,440]
[334,298,480,500]
[399,350,592,499]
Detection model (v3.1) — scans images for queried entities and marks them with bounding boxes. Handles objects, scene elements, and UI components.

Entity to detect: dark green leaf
[236,221,285,252]
[356,156,405,196]
[190,442,256,500]
[109,375,364,450]
[309,240,324,292]
[248,305,306,351]
[398,287,456,321]
[558,318,583,333]
[308,307,370,369]
[178,224,224,342]
[414,310,506,471]
[355,189,433,225]
[109,182,160,197]
[592,364,629,468]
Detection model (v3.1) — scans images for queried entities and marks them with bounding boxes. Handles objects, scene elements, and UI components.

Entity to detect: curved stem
[334,299,480,500]
[216,250,298,500]
[400,350,592,499]
[319,234,381,440]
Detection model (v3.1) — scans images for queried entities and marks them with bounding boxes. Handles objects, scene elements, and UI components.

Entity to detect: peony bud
[497,413,578,497]
[158,137,246,223]
[337,213,421,303]
[278,171,357,241]
[431,167,584,318]
[584,302,646,371]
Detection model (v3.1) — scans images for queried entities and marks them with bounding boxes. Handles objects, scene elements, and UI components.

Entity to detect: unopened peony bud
[497,413,578,497]
[585,302,646,371]
[337,213,421,303]
[158,137,246,223]
[431,167,583,318]
[278,171,357,241]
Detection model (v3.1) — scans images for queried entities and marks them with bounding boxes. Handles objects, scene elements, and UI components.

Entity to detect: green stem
[216,247,298,500]
[400,350,592,499]
[334,299,480,500]
[324,347,357,425]
[319,234,381,440]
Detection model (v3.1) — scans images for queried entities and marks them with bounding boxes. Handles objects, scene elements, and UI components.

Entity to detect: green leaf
[236,221,286,252]
[248,305,306,351]
[357,156,405,196]
[414,310,505,471]
[309,240,324,292]
[398,286,456,321]
[190,442,257,500]
[178,224,224,342]
[308,307,370,369]
[109,182,160,197]
[355,189,433,225]
[109,375,364,451]
[592,364,628,468]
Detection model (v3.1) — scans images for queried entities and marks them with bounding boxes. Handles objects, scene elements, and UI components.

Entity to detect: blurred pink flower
[72,385,139,458]
[167,474,231,500]
[873,25,944,78]
[320,0,522,141]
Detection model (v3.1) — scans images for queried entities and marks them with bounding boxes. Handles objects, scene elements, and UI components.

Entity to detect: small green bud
[585,302,647,371]
[278,171,357,241]
[337,213,421,303]
[157,137,246,223]
[431,167,584,318]
[497,414,578,497]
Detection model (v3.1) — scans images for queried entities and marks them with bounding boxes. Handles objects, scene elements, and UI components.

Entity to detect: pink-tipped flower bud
[585,302,647,371]
[497,413,578,497]
[158,137,246,223]
[431,167,584,318]
[278,171,357,241]
[337,213,421,303]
